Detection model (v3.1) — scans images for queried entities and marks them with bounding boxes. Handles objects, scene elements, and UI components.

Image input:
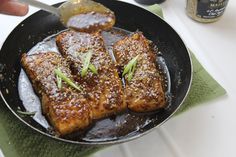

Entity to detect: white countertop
[1,0,236,157]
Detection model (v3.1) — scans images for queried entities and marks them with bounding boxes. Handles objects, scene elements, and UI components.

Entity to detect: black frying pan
[0,0,192,145]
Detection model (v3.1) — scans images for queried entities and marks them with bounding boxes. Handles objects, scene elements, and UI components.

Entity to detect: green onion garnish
[127,60,136,81]
[17,110,36,116]
[88,63,98,74]
[80,50,98,76]
[81,50,93,77]
[122,55,139,81]
[55,68,82,92]
[127,69,133,82]
[56,74,62,89]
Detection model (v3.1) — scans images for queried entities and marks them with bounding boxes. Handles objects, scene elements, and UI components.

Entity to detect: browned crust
[56,30,126,119]
[21,52,92,135]
[113,32,166,112]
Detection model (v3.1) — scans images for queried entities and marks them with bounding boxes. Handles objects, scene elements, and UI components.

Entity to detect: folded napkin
[0,4,226,157]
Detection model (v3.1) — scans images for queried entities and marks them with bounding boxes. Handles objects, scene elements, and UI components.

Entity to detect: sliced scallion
[17,110,36,116]
[81,50,93,77]
[122,55,139,81]
[56,74,62,89]
[127,61,136,81]
[80,50,98,76]
[127,68,133,82]
[88,63,98,74]
[54,68,82,92]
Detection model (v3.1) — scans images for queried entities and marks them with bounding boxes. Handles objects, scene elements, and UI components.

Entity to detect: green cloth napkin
[0,4,226,157]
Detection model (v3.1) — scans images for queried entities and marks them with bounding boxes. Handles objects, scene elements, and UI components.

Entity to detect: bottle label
[196,0,229,19]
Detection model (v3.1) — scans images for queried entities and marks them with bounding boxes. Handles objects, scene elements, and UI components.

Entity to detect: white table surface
[1,0,236,157]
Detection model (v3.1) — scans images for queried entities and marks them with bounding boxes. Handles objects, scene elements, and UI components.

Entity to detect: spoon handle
[19,0,60,16]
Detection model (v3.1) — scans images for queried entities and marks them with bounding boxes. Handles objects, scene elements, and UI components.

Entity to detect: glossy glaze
[18,28,171,141]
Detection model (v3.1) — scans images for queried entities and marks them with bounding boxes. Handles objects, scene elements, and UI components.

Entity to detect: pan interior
[18,27,171,142]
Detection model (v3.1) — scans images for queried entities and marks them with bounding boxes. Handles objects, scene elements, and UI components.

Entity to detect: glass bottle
[186,0,229,23]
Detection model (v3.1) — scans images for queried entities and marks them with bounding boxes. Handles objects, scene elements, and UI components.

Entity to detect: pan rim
[0,0,193,145]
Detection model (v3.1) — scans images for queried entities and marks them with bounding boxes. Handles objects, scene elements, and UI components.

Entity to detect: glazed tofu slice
[21,52,92,135]
[113,32,166,112]
[56,30,126,119]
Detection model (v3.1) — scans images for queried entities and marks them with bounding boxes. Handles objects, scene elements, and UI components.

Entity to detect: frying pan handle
[18,0,60,16]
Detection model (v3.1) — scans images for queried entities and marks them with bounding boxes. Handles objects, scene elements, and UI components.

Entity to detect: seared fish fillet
[56,30,125,119]
[113,32,166,112]
[21,52,92,135]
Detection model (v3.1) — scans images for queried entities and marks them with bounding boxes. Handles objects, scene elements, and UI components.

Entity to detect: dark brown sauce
[18,28,171,142]
[66,12,115,33]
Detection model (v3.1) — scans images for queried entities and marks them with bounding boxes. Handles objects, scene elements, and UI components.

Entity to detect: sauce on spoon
[59,0,115,32]
[66,11,115,32]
